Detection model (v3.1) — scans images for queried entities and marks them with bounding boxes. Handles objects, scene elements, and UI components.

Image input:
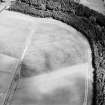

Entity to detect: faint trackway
[21,29,34,61]
[3,28,35,105]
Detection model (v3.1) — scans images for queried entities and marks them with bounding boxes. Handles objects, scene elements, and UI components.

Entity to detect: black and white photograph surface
[0,0,105,105]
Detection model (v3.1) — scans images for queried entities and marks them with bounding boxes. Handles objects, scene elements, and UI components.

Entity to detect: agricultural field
[0,10,93,105]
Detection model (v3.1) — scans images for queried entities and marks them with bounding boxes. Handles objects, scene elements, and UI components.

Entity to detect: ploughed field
[0,10,93,105]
